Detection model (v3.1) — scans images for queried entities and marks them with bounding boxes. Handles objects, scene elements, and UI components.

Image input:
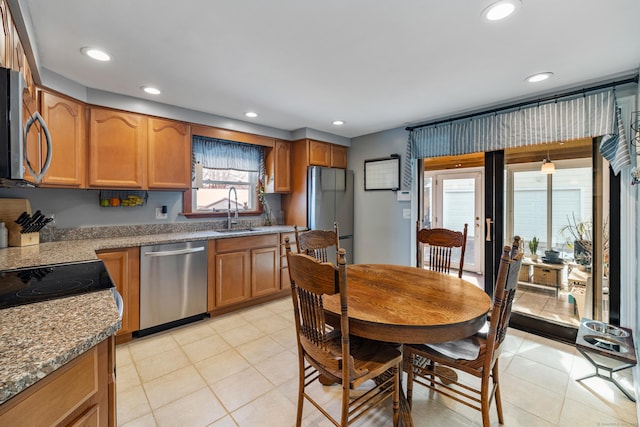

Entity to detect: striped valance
[407,90,630,181]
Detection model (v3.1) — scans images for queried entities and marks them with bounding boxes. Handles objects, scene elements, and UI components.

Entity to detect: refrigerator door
[335,169,354,237]
[308,166,354,263]
[308,166,336,231]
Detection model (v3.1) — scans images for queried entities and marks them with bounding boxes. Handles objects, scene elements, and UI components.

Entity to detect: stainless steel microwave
[0,66,52,186]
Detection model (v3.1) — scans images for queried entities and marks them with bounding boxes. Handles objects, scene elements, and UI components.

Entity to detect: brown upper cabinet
[331,144,348,169]
[308,140,331,166]
[148,117,191,189]
[38,90,86,187]
[307,139,348,168]
[88,108,192,190]
[265,139,291,193]
[89,107,148,189]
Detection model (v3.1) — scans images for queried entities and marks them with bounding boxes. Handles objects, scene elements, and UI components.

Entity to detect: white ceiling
[18,0,640,139]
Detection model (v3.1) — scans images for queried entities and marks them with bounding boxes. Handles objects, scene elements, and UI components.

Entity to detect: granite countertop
[0,225,297,271]
[0,225,295,405]
[0,290,121,404]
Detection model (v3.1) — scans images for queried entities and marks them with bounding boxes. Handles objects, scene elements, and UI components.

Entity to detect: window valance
[192,135,264,173]
[406,90,630,187]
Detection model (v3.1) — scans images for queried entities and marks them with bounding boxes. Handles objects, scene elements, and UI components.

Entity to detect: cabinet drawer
[518,265,531,282]
[215,234,278,252]
[533,267,557,286]
[0,346,98,427]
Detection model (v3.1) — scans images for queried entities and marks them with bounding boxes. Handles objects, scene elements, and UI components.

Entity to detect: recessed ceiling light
[81,47,111,62]
[141,86,161,95]
[525,72,554,83]
[332,120,345,126]
[481,0,520,22]
[245,112,258,118]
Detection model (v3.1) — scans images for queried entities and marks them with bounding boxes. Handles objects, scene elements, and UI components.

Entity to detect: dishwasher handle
[144,246,205,257]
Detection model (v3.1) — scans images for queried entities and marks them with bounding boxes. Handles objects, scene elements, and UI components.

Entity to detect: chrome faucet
[227,186,239,229]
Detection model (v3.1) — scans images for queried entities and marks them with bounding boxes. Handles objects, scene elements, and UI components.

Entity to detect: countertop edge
[0,291,122,405]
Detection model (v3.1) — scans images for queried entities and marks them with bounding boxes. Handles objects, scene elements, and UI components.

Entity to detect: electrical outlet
[402,209,411,219]
[155,208,168,220]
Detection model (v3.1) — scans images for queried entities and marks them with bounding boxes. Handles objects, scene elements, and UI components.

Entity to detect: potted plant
[256,179,272,226]
[528,236,539,261]
[559,213,609,268]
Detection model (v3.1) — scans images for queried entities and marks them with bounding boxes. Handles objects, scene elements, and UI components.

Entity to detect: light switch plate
[155,208,168,220]
[402,209,411,219]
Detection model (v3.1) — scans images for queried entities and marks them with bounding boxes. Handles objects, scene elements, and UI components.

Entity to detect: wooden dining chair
[285,238,402,427]
[416,222,468,278]
[405,237,523,427]
[294,222,339,263]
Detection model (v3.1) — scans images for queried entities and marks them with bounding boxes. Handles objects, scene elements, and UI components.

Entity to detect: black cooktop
[0,259,115,309]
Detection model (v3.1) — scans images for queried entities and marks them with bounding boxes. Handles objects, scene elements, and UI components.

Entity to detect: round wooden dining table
[323,264,491,427]
[324,264,492,344]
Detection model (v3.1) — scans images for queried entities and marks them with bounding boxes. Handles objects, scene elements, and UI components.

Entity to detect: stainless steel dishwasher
[139,240,208,334]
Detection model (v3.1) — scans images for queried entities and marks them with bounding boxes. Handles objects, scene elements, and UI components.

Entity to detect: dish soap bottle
[0,222,7,249]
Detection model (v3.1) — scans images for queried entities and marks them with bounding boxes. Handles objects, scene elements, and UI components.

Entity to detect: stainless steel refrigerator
[308,166,354,263]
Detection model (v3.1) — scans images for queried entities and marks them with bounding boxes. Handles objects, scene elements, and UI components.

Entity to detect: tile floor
[115,297,637,427]
[462,272,583,327]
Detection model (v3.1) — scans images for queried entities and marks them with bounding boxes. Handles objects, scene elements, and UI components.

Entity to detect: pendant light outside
[540,151,555,174]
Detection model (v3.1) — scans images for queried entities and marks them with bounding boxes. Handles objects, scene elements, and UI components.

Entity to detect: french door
[424,169,483,273]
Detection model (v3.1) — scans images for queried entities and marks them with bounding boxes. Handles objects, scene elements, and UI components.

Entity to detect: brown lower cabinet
[0,336,115,427]
[209,234,283,312]
[97,247,140,344]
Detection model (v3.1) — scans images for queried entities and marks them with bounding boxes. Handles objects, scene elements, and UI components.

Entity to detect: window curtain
[403,89,631,189]
[192,135,265,178]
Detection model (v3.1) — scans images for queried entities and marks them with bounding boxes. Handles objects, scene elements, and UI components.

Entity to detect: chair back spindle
[416,223,468,278]
[295,223,340,263]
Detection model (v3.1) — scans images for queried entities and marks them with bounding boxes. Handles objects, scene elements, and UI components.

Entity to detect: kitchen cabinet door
[97,247,140,343]
[330,144,348,169]
[265,139,291,193]
[89,107,147,189]
[308,140,330,166]
[0,338,113,427]
[148,117,191,189]
[215,251,250,307]
[39,91,86,187]
[0,0,8,68]
[251,246,279,297]
[280,232,296,290]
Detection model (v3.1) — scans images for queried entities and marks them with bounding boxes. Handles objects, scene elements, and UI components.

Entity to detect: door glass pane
[442,178,475,266]
[423,176,433,228]
[513,170,547,255]
[552,167,592,261]
[510,161,593,329]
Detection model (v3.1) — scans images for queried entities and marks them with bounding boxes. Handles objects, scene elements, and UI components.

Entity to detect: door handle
[24,111,53,184]
[485,218,493,241]
[144,246,205,257]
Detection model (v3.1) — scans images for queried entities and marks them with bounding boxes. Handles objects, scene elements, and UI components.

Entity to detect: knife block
[0,198,39,247]
[7,223,39,247]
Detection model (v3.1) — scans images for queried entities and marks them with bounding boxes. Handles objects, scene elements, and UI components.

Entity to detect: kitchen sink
[217,228,256,233]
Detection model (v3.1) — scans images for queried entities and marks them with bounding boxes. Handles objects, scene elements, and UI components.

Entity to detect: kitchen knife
[15,211,29,225]
[22,211,43,233]
[32,217,53,232]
